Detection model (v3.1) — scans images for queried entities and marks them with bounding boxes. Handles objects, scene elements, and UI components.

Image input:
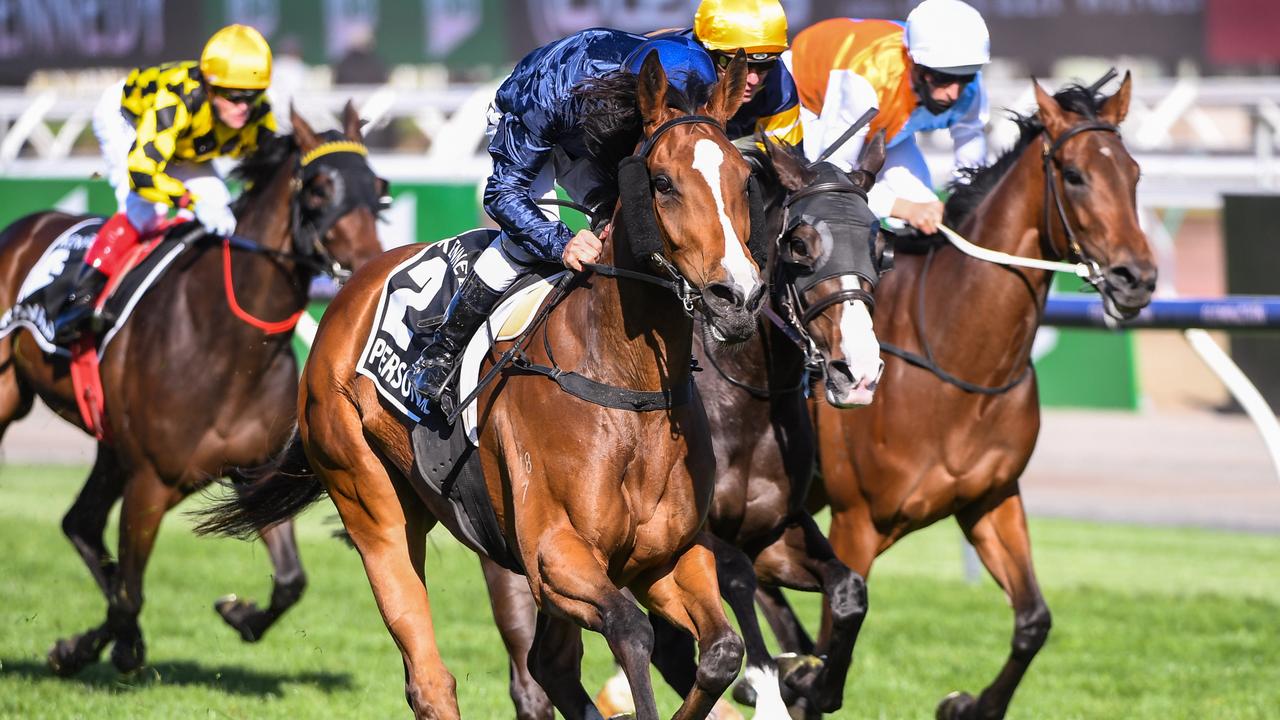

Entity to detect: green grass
[1,464,1277,719]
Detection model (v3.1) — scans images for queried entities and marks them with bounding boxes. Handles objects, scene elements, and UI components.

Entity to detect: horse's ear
[636,51,670,129]
[290,103,321,150]
[767,137,811,192]
[342,100,364,141]
[1032,77,1069,140]
[705,51,747,126]
[1098,70,1132,126]
[851,129,886,191]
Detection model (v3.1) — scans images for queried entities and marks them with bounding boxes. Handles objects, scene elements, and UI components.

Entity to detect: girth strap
[511,355,693,411]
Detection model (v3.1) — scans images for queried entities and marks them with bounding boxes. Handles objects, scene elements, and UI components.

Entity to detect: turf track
[1,464,1276,719]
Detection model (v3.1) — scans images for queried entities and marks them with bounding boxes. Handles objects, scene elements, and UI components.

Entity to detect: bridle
[1040,119,1119,290]
[585,113,752,317]
[704,163,886,398]
[286,138,388,281]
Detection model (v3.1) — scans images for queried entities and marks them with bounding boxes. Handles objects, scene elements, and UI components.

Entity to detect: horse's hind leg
[937,493,1050,720]
[528,612,602,720]
[312,421,458,719]
[755,585,814,656]
[635,532,744,720]
[215,472,307,642]
[480,556,553,720]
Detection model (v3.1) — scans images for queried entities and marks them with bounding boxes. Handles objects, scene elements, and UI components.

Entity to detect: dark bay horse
[200,55,764,720]
[762,74,1157,719]
[0,106,384,676]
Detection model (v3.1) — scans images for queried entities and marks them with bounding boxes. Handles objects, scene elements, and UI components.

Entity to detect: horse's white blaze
[839,277,882,384]
[743,665,789,719]
[692,138,759,298]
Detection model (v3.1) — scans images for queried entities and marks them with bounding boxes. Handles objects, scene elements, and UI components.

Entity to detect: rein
[444,115,728,419]
[221,139,375,334]
[881,118,1121,394]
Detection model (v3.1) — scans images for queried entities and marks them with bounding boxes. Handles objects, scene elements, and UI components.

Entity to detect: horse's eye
[789,238,810,258]
[653,175,673,194]
[1063,167,1085,186]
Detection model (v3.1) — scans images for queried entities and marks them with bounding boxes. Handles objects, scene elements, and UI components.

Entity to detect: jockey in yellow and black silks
[54,24,277,342]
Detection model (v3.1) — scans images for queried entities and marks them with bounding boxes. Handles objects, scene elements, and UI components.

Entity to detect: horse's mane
[944,83,1109,226]
[572,71,714,211]
[229,129,348,214]
[737,138,807,203]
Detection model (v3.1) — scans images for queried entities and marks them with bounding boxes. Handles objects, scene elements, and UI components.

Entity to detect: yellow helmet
[200,24,272,90]
[694,0,789,54]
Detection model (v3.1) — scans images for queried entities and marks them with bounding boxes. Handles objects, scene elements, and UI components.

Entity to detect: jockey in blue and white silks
[410,30,719,409]
[788,0,991,234]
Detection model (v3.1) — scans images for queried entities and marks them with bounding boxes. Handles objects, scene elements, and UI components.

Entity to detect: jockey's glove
[194,201,237,237]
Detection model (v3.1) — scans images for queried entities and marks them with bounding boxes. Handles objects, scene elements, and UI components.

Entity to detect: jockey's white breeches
[92,80,230,232]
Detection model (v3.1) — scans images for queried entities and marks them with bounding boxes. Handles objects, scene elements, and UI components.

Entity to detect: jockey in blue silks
[410,30,719,409]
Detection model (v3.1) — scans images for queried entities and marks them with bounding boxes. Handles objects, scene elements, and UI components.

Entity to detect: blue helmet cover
[623,36,719,96]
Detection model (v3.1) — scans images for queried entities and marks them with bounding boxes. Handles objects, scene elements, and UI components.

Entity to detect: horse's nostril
[706,282,745,308]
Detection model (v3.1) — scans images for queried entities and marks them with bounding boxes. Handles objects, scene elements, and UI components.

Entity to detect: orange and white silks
[790,18,918,146]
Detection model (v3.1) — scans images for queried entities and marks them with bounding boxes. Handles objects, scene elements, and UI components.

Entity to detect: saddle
[356,228,566,574]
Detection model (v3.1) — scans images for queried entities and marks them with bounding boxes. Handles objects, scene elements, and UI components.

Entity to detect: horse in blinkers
[0,104,385,676]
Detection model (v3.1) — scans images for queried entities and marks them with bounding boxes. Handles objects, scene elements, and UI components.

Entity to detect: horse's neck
[218,159,309,325]
[565,225,693,392]
[918,147,1055,382]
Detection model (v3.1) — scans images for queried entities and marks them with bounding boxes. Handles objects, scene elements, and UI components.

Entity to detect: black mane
[572,71,714,211]
[944,82,1110,226]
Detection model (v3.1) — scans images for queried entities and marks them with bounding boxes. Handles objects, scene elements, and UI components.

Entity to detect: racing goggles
[921,67,977,88]
[712,51,780,72]
[211,86,265,104]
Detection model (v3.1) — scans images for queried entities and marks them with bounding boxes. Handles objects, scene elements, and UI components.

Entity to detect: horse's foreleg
[755,586,814,656]
[215,473,307,642]
[635,533,744,720]
[938,493,1051,720]
[0,337,34,444]
[480,556,553,720]
[106,466,181,673]
[701,535,788,716]
[61,444,125,595]
[533,528,650,720]
[753,515,867,715]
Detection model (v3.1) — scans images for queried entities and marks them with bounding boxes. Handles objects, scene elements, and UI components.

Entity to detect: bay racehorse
[0,105,384,676]
[760,74,1157,719]
[500,134,895,719]
[199,55,767,720]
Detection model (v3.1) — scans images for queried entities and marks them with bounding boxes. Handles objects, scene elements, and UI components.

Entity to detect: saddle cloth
[357,228,567,573]
[0,217,197,357]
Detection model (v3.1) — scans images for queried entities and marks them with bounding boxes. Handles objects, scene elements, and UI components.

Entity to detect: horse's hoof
[109,636,146,675]
[936,691,977,720]
[215,594,266,642]
[731,675,758,707]
[47,637,94,677]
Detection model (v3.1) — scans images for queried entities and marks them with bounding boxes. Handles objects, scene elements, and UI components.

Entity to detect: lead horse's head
[755,132,889,407]
[1034,72,1156,318]
[616,52,764,344]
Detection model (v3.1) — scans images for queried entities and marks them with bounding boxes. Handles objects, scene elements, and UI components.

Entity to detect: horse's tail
[193,430,326,540]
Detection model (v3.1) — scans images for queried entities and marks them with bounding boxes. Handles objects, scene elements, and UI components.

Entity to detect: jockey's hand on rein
[562,228,604,271]
[893,198,945,235]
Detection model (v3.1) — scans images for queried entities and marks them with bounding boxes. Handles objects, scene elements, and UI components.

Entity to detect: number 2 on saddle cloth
[69,217,183,442]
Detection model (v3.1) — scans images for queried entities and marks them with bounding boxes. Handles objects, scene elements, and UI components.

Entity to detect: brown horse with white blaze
[200,55,764,720]
[0,106,384,676]
[759,74,1157,719]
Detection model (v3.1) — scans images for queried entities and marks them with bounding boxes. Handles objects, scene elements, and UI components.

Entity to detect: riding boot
[52,213,139,344]
[410,273,504,412]
[51,266,109,345]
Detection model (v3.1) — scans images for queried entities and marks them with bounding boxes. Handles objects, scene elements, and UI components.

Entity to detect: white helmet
[906,0,990,75]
